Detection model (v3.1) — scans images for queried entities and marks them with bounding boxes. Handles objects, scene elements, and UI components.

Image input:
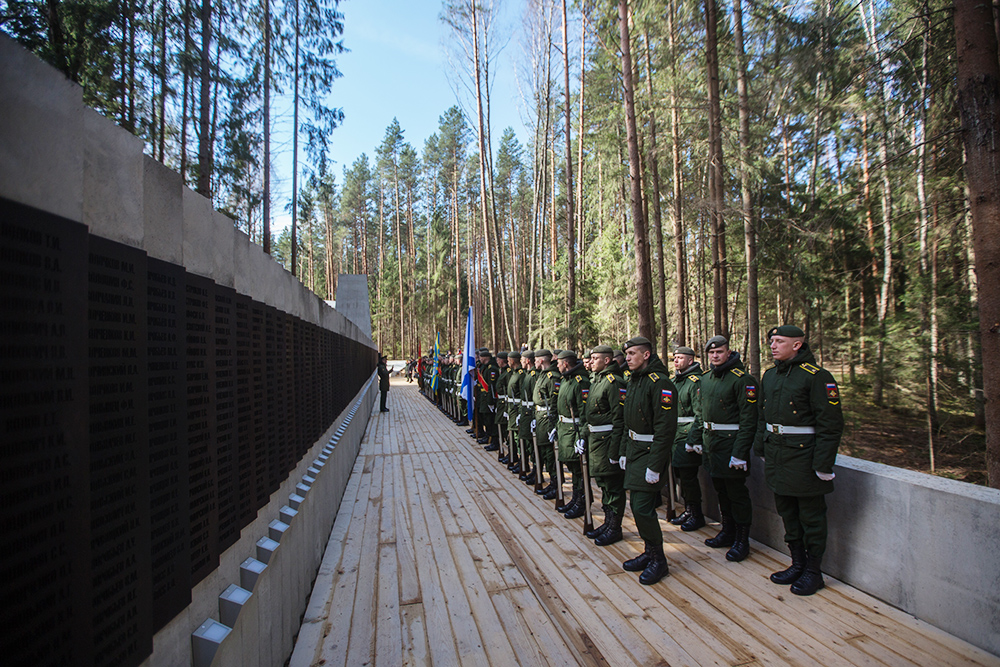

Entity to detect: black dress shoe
[483,443,499,452]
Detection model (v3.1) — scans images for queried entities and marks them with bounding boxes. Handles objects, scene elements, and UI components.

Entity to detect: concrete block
[191,619,231,667]
[143,157,184,264]
[0,34,83,222]
[182,189,235,285]
[239,557,267,591]
[218,584,252,628]
[335,274,372,338]
[82,107,144,246]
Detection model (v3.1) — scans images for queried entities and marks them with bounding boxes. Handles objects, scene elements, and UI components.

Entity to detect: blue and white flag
[459,306,475,423]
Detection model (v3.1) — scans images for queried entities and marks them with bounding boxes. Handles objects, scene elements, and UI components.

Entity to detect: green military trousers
[774,493,828,558]
[711,476,752,526]
[596,470,626,516]
[629,489,663,546]
[674,466,702,506]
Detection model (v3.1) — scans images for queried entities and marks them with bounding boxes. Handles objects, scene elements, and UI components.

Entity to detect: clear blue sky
[271,0,531,232]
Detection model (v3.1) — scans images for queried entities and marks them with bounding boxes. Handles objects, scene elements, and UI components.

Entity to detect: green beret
[477,347,491,356]
[769,324,805,339]
[508,351,521,359]
[534,349,552,358]
[552,349,563,356]
[497,351,508,359]
[592,345,614,355]
[557,349,577,360]
[623,336,652,350]
[705,335,728,352]
[613,348,625,358]
[674,346,696,356]
[522,350,535,359]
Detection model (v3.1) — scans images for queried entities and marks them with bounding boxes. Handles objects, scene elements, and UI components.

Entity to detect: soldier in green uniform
[532,350,559,496]
[555,350,590,519]
[755,325,844,596]
[614,349,630,383]
[585,345,626,545]
[619,336,676,584]
[504,351,525,468]
[491,352,509,454]
[517,350,537,480]
[690,335,759,562]
[458,353,471,427]
[669,346,706,531]
[476,349,500,447]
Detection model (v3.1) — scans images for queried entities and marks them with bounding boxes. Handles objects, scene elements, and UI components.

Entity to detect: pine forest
[4,0,999,487]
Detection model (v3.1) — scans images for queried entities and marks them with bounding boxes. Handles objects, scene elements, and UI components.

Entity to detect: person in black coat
[378,355,390,412]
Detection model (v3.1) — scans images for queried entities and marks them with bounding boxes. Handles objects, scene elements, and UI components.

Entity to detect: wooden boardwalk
[290,377,1000,667]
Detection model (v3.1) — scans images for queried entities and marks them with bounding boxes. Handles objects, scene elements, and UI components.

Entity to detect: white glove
[685,444,694,453]
[693,445,703,455]
[816,471,835,481]
[502,412,508,420]
[645,468,660,484]
[729,457,747,470]
[489,405,495,413]
[548,429,557,443]
[609,458,617,466]
[530,419,536,431]
[618,456,627,470]
[574,439,585,455]
[515,415,520,426]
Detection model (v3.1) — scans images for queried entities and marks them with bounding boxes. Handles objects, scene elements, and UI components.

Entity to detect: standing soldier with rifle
[691,335,759,563]
[620,336,677,585]
[585,345,627,546]
[669,346,706,531]
[490,352,509,454]
[504,351,525,469]
[555,350,590,520]
[532,350,559,498]
[518,350,537,482]
[476,349,500,448]
[756,325,844,596]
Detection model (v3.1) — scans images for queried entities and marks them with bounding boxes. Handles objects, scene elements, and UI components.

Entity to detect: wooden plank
[375,540,403,666]
[344,453,385,665]
[400,603,429,667]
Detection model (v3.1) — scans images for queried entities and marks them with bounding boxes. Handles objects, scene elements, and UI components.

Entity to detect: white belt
[629,429,654,442]
[559,416,580,424]
[525,401,535,407]
[589,424,613,433]
[511,398,522,405]
[678,416,695,424]
[766,423,816,435]
[535,406,548,413]
[705,422,739,431]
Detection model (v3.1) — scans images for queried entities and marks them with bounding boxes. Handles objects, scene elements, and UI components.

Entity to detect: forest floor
[841,388,987,486]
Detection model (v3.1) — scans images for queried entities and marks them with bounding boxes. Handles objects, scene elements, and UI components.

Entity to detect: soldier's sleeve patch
[826,382,840,405]
[746,385,757,403]
[619,387,627,404]
[801,363,819,375]
[661,389,673,409]
[581,388,589,401]
[555,381,561,390]
[730,368,745,377]
[649,372,660,382]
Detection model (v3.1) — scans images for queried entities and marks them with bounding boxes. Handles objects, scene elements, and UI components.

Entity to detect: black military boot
[790,554,825,596]
[725,524,751,562]
[669,505,692,526]
[680,505,706,532]
[536,480,553,496]
[509,461,521,475]
[499,452,510,465]
[484,434,500,452]
[639,543,669,585]
[594,509,623,546]
[558,490,581,514]
[622,543,653,572]
[770,541,807,584]
[542,484,558,500]
[704,514,736,548]
[586,505,611,539]
[563,491,587,519]
[477,435,490,444]
[520,466,534,483]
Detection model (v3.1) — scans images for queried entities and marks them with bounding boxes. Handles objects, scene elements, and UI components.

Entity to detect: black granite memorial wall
[0,197,377,667]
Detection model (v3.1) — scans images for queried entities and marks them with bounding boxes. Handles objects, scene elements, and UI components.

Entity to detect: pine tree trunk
[196,0,212,196]
[705,0,727,337]
[955,0,1000,487]
[668,0,687,345]
[291,0,300,276]
[643,30,669,359]
[262,0,271,253]
[619,0,655,341]
[562,0,576,344]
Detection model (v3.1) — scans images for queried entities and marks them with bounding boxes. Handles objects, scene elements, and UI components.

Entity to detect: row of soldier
[418,326,843,595]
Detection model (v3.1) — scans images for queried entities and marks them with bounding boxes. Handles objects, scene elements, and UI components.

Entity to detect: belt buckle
[775,424,784,434]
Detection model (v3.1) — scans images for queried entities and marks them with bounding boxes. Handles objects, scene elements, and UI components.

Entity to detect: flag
[459,306,475,422]
[430,332,441,394]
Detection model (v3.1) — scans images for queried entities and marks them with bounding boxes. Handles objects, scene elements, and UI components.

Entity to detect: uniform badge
[746,385,757,403]
[661,389,673,407]
[581,388,589,401]
[619,387,627,403]
[555,381,561,390]
[649,372,660,382]
[826,383,840,405]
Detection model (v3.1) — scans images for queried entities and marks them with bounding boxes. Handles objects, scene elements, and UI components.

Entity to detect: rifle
[665,462,677,521]
[531,410,544,493]
[570,402,594,535]
[548,394,565,511]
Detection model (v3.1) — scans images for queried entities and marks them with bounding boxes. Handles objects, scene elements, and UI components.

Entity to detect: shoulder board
[649,372,660,382]
[547,371,554,378]
[701,369,711,376]
[517,368,524,375]
[689,375,699,383]
[730,368,745,377]
[800,363,819,375]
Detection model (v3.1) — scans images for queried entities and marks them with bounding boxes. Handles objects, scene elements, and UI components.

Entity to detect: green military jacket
[754,345,844,496]
[477,360,500,416]
[671,362,704,468]
[622,355,677,491]
[586,362,625,477]
[519,368,538,439]
[533,362,560,445]
[496,367,510,425]
[506,367,525,431]
[690,352,758,478]
[555,362,590,462]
